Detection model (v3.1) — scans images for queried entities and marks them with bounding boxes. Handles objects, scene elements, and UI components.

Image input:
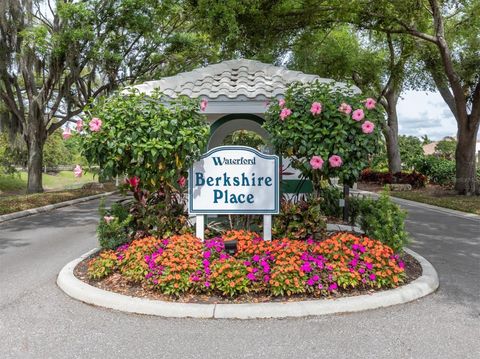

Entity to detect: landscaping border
[57,247,438,319]
[0,191,118,224]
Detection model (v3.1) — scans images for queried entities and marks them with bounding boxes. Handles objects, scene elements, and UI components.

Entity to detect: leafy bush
[413,156,456,185]
[355,192,409,252]
[360,169,427,188]
[97,202,132,249]
[82,89,209,193]
[399,135,424,170]
[87,230,407,298]
[264,82,382,188]
[272,195,326,240]
[318,185,343,217]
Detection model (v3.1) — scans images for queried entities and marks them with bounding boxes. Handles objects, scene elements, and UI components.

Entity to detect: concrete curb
[0,191,118,224]
[57,248,439,319]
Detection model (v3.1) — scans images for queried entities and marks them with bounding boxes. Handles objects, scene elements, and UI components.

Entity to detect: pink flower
[329,155,343,168]
[177,176,186,187]
[103,215,115,224]
[279,108,292,121]
[200,99,208,111]
[309,155,324,170]
[89,117,102,132]
[76,119,83,132]
[247,273,256,281]
[62,127,72,140]
[365,98,376,110]
[73,165,83,178]
[278,98,286,108]
[310,102,322,115]
[351,109,364,121]
[362,120,375,134]
[328,283,338,291]
[338,102,352,114]
[369,274,376,281]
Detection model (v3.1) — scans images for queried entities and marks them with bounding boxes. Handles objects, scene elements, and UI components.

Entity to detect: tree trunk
[455,121,478,195]
[26,134,44,193]
[382,90,402,173]
[25,109,46,193]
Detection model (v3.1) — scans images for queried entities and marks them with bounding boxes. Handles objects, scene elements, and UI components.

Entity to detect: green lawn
[0,171,96,195]
[391,190,480,215]
[0,186,115,215]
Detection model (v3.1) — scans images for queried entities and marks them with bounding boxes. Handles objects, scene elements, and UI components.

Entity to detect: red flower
[177,176,186,187]
[128,176,140,188]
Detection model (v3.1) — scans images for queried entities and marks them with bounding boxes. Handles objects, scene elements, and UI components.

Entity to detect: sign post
[189,146,279,241]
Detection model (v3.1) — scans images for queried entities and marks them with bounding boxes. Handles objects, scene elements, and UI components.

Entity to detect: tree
[0,0,219,193]
[398,135,424,170]
[343,0,480,194]
[193,0,480,194]
[435,137,457,160]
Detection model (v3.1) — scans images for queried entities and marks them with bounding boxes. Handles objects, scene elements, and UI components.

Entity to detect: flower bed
[80,231,419,301]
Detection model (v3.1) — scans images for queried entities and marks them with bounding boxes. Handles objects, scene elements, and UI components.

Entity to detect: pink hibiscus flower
[278,98,286,108]
[76,119,83,132]
[338,102,352,114]
[329,155,343,168]
[73,165,83,178]
[310,102,322,115]
[62,127,72,140]
[279,108,292,121]
[365,98,376,110]
[127,176,140,188]
[351,109,364,121]
[200,99,208,111]
[89,117,102,132]
[309,155,324,170]
[362,120,375,134]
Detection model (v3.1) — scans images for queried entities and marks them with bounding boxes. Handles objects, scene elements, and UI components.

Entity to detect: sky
[396,90,457,140]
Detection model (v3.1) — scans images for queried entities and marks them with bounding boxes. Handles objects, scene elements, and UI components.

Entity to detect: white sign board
[189,146,279,215]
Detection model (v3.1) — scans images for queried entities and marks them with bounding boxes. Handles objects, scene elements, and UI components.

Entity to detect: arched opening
[208,114,272,152]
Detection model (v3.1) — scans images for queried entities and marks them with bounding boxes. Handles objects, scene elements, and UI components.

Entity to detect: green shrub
[273,195,326,240]
[413,156,455,185]
[97,202,132,249]
[317,186,343,218]
[355,191,409,252]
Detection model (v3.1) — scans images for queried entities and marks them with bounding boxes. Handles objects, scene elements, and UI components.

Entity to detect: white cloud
[396,91,457,140]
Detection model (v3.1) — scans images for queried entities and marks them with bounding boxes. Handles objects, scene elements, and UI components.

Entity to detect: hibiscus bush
[264,82,382,189]
[88,230,406,298]
[81,89,209,192]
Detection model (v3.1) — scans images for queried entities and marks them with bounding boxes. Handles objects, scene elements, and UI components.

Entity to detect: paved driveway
[0,196,479,359]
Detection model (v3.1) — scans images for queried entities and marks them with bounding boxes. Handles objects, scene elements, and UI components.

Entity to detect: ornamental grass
[87,231,406,298]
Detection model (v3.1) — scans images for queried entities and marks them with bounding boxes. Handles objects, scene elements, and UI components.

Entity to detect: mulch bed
[74,249,422,304]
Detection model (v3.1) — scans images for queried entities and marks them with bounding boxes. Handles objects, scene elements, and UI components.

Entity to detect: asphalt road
[0,196,479,359]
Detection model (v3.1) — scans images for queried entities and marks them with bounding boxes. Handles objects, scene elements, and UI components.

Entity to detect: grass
[0,171,96,195]
[0,185,116,215]
[391,190,480,215]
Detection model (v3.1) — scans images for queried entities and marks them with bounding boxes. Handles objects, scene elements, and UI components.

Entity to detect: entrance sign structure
[132,59,359,193]
[189,146,279,241]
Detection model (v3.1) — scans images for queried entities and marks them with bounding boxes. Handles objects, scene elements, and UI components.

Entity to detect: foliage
[399,135,424,170]
[413,156,456,186]
[317,186,343,218]
[43,131,72,168]
[355,192,409,253]
[360,169,427,189]
[82,89,209,192]
[87,230,407,298]
[97,202,133,250]
[0,0,220,193]
[435,138,457,160]
[222,130,266,150]
[264,82,382,187]
[272,196,326,240]
[87,251,118,280]
[126,187,193,239]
